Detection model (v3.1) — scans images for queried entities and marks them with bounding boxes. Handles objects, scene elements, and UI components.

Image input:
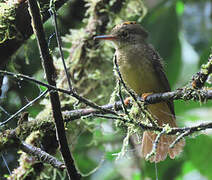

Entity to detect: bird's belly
[118,58,160,95]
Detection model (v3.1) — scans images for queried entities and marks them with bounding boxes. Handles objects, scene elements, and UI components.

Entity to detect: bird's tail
[141,131,185,163]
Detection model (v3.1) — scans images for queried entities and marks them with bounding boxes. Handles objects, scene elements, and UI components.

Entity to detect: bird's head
[94,21,148,49]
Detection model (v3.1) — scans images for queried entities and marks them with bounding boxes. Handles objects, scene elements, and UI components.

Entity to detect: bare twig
[2,69,212,108]
[113,56,138,102]
[49,3,73,91]
[0,70,117,116]
[27,0,80,179]
[118,80,130,117]
[63,100,124,121]
[0,90,48,127]
[1,153,11,175]
[0,70,70,94]
[71,92,118,115]
[91,114,127,121]
[169,130,190,149]
[20,141,65,170]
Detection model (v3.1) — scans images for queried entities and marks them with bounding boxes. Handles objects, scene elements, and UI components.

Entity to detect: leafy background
[1,0,212,179]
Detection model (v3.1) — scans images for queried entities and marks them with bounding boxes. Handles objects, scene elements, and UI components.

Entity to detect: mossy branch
[0,0,68,68]
[28,0,80,179]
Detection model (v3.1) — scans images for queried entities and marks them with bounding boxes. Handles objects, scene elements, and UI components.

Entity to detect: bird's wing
[145,44,175,117]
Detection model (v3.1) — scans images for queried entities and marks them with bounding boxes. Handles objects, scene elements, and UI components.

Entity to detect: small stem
[0,90,48,127]
[169,130,190,149]
[49,4,73,91]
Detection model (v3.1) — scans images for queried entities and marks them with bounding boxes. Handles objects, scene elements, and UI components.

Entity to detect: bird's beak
[94,35,116,40]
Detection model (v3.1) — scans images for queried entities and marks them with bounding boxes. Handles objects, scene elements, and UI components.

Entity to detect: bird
[94,21,185,163]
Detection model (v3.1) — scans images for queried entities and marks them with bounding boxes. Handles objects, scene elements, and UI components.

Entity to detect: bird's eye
[121,31,129,38]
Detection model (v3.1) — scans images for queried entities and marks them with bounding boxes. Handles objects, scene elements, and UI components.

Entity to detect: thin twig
[113,56,138,101]
[63,106,212,135]
[20,141,65,170]
[71,92,118,115]
[27,0,80,179]
[113,55,158,126]
[91,114,126,120]
[63,100,123,121]
[0,105,11,116]
[2,70,212,113]
[146,129,166,160]
[0,70,70,94]
[169,130,190,149]
[1,153,11,175]
[0,90,48,127]
[0,70,117,116]
[49,3,73,91]
[118,80,130,117]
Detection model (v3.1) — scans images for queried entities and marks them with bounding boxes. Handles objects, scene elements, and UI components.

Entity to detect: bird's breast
[116,47,161,95]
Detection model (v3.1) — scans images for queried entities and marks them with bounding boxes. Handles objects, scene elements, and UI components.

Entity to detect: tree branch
[0,0,68,68]
[0,90,48,127]
[20,141,65,170]
[192,53,212,88]
[0,70,117,116]
[1,69,212,126]
[144,88,212,104]
[27,0,80,179]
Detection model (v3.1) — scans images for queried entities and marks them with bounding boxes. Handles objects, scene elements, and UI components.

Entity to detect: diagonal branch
[0,70,117,116]
[20,141,65,170]
[27,0,80,179]
[1,69,212,128]
[192,53,212,88]
[0,90,48,127]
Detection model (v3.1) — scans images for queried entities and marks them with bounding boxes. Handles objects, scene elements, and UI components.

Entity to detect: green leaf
[176,0,184,16]
[39,85,48,91]
[185,135,212,179]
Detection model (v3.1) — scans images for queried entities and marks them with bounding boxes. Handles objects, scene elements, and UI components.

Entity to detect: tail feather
[141,131,185,163]
[140,102,185,162]
[168,136,185,159]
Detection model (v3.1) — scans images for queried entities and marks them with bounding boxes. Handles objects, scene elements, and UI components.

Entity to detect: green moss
[0,2,17,43]
[0,130,17,150]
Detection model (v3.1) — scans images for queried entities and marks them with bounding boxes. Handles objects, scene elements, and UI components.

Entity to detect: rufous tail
[141,131,185,163]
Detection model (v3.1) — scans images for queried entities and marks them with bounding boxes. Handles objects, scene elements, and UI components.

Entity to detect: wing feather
[144,44,175,117]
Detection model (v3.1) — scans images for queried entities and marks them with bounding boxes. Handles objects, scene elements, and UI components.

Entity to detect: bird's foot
[124,97,131,105]
[142,92,153,101]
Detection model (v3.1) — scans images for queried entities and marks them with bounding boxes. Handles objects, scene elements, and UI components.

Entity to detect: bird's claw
[142,92,153,101]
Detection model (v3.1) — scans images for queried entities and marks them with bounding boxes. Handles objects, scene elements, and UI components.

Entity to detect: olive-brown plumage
[95,22,185,162]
